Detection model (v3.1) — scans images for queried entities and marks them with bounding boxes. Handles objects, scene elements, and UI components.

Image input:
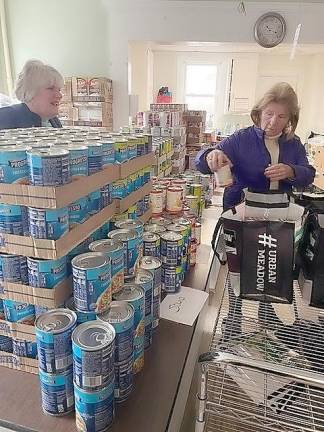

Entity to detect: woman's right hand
[206,149,232,172]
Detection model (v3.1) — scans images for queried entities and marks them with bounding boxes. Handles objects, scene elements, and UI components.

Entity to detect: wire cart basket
[195,278,324,432]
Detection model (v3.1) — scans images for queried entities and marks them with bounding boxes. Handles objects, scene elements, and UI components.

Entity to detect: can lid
[71,252,110,270]
[35,308,77,334]
[144,224,166,234]
[113,283,144,302]
[89,239,123,254]
[98,301,134,324]
[108,228,138,241]
[67,144,88,151]
[115,219,144,230]
[0,145,31,152]
[143,232,160,242]
[140,255,162,270]
[72,321,115,350]
[173,218,190,226]
[167,223,187,232]
[160,231,182,241]
[135,269,154,283]
[27,147,69,157]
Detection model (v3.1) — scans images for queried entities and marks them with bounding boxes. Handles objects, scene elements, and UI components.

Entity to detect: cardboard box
[73,102,113,127]
[0,201,117,259]
[0,350,38,374]
[117,181,152,213]
[0,165,119,208]
[119,153,155,179]
[61,77,72,102]
[0,319,35,341]
[72,77,113,103]
[139,208,152,224]
[0,278,71,308]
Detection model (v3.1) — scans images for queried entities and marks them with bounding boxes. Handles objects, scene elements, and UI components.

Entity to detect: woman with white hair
[0,59,63,129]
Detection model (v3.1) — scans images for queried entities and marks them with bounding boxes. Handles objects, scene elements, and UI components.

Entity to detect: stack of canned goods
[35,308,77,416]
[112,165,151,200]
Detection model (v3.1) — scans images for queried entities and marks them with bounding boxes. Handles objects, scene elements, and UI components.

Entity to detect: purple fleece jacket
[195,125,315,209]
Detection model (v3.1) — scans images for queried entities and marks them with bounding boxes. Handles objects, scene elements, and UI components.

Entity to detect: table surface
[0,243,212,432]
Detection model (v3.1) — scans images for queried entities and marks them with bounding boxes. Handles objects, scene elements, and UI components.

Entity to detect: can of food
[108,229,139,280]
[0,145,30,184]
[150,189,164,215]
[27,147,70,186]
[185,195,200,217]
[112,179,127,199]
[88,189,101,215]
[28,206,69,240]
[161,264,182,293]
[114,138,128,163]
[190,238,197,266]
[139,256,162,329]
[143,232,160,258]
[190,183,203,198]
[72,320,115,390]
[89,239,124,294]
[68,145,88,179]
[0,298,4,320]
[86,142,103,175]
[0,204,29,236]
[12,338,37,358]
[166,186,183,214]
[113,283,145,374]
[27,256,67,288]
[35,304,51,317]
[69,196,89,228]
[166,223,189,271]
[3,300,35,324]
[114,219,144,260]
[172,179,187,196]
[150,216,170,227]
[135,269,154,349]
[144,224,166,236]
[72,252,112,313]
[192,222,201,245]
[127,137,137,160]
[1,253,28,284]
[65,297,97,324]
[39,368,74,416]
[0,335,13,353]
[35,308,77,373]
[100,183,113,208]
[101,139,115,166]
[98,301,134,402]
[74,380,114,431]
[160,231,183,267]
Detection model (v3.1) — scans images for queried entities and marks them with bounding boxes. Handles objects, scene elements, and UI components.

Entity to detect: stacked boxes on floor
[59,77,113,129]
[184,110,207,171]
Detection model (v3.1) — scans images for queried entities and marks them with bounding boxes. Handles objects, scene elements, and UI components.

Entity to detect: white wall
[5,0,109,80]
[129,42,152,112]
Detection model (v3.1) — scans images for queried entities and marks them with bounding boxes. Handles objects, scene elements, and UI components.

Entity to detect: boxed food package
[72,77,113,102]
[73,102,113,128]
[61,77,72,102]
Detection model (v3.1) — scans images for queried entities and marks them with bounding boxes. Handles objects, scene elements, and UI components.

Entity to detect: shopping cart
[195,278,324,432]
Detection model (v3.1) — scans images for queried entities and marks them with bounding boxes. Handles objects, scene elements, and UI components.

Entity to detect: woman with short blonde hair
[196,82,314,210]
[0,59,63,129]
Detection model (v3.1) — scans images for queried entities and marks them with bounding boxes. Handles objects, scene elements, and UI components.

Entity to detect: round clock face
[254,12,286,48]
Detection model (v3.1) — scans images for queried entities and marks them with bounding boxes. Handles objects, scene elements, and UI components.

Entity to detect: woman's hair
[15,59,64,103]
[250,82,300,138]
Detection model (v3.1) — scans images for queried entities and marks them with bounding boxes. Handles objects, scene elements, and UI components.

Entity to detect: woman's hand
[264,163,295,181]
[206,150,232,172]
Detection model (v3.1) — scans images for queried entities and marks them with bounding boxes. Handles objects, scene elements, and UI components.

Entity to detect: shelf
[0,319,35,342]
[116,181,152,213]
[139,208,152,224]
[120,153,155,178]
[0,201,116,259]
[0,350,38,374]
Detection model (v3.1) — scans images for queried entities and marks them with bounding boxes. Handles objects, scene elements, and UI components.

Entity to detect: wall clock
[254,12,286,48]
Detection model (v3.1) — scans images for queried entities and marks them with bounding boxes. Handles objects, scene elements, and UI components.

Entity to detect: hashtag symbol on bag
[258,233,277,248]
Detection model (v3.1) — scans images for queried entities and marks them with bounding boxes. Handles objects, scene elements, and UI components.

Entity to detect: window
[184,64,217,128]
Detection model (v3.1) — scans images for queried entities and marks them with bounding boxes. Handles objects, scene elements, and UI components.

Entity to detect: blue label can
[28,206,69,240]
[112,179,127,200]
[39,368,74,416]
[115,219,144,259]
[65,297,97,324]
[69,196,89,228]
[0,145,29,184]
[100,184,112,208]
[35,304,51,317]
[101,140,115,166]
[72,321,115,390]
[27,256,67,288]
[113,283,144,374]
[135,270,154,349]
[89,239,124,294]
[143,232,160,258]
[160,231,183,267]
[140,256,162,329]
[161,264,182,293]
[35,308,77,373]
[0,335,13,353]
[12,338,38,358]
[114,139,128,163]
[27,148,70,186]
[134,172,142,191]
[3,299,35,324]
[0,299,4,319]
[72,252,112,313]
[100,221,110,238]
[127,137,137,160]
[144,166,151,184]
[108,229,139,280]
[0,204,29,236]
[88,190,102,215]
[87,142,103,175]
[68,145,88,179]
[75,381,114,431]
[1,253,28,284]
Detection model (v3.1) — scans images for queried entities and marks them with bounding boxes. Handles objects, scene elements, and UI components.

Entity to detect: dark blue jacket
[0,103,62,130]
[195,126,315,209]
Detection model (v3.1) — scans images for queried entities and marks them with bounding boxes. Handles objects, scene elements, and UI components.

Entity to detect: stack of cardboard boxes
[184,110,206,170]
[59,77,113,129]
